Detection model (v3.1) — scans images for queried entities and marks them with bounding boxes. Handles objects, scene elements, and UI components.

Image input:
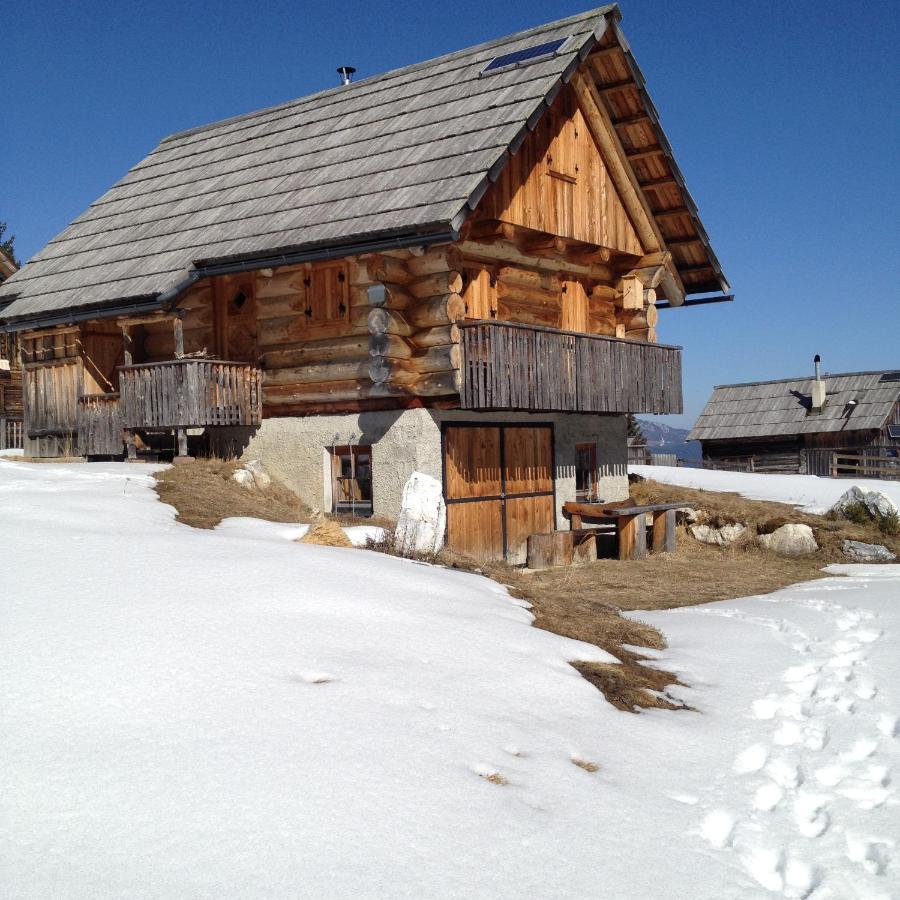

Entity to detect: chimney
[337,66,356,86]
[810,354,827,412]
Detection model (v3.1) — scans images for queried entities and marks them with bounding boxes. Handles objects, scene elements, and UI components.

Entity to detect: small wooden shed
[689,369,900,476]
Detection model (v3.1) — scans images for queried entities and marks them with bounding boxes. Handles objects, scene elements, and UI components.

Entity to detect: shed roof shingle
[688,372,900,441]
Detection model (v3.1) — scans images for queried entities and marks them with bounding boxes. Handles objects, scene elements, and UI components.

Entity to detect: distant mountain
[635,419,702,460]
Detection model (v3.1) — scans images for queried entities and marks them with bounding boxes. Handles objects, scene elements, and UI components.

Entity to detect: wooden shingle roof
[688,371,900,441]
[0,4,727,327]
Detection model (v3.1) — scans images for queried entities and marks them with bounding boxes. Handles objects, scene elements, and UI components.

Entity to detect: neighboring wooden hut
[689,364,900,476]
[0,247,23,448]
[0,5,730,560]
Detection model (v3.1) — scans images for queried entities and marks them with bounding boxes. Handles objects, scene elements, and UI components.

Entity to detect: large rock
[231,469,255,489]
[689,523,747,546]
[831,486,898,520]
[841,540,896,562]
[243,459,272,490]
[758,523,818,556]
[676,507,700,525]
[394,472,446,556]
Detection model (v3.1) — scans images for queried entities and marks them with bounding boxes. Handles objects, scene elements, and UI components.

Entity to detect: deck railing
[119,359,262,429]
[458,320,682,414]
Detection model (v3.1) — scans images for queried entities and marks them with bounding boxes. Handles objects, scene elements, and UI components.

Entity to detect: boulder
[243,459,271,489]
[757,523,818,556]
[831,486,898,520]
[394,472,446,556]
[676,507,700,525]
[689,523,747,546]
[231,469,255,489]
[841,540,896,562]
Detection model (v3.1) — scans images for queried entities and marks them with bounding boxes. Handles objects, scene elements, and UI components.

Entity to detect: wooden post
[173,315,185,359]
[651,509,676,554]
[121,326,133,366]
[617,513,647,561]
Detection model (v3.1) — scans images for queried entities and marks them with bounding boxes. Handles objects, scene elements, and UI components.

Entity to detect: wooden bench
[563,501,692,560]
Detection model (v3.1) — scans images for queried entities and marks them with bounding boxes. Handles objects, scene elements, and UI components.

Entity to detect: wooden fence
[0,417,23,450]
[77,393,124,456]
[119,360,262,429]
[830,449,900,481]
[459,321,682,414]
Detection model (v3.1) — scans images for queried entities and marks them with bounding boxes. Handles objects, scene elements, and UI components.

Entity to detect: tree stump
[527,531,574,570]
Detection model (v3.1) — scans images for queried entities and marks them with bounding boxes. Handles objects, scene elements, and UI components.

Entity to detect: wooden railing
[458,321,682,414]
[119,360,262,429]
[0,416,23,450]
[830,449,900,481]
[77,393,124,456]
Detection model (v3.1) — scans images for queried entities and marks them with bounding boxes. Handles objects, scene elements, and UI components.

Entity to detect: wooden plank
[618,512,647,561]
[444,425,501,500]
[446,500,503,562]
[651,508,677,553]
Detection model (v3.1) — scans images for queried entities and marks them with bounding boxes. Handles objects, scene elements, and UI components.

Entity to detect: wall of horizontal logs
[18,234,667,423]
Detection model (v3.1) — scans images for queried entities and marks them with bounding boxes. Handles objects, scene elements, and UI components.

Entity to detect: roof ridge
[711,370,899,389]
[160,5,616,144]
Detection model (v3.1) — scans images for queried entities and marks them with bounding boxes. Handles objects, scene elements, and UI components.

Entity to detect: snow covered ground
[2,459,898,899]
[630,464,900,515]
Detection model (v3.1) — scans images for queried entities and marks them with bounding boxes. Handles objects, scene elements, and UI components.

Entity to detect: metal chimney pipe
[814,354,821,381]
[337,66,357,86]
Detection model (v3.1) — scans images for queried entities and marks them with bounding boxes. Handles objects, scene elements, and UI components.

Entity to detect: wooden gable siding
[479,86,642,256]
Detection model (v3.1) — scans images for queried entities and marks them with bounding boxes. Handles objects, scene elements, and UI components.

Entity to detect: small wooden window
[330,445,373,516]
[303,262,349,330]
[575,443,598,501]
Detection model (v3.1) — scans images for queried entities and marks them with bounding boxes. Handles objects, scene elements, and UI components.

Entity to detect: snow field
[629,464,900,515]
[1,459,899,898]
[639,566,900,898]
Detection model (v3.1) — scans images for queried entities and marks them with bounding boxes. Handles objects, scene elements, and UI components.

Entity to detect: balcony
[118,359,262,429]
[76,359,262,457]
[458,320,682,414]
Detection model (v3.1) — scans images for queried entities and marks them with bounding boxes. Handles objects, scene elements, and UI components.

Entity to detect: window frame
[574,442,599,502]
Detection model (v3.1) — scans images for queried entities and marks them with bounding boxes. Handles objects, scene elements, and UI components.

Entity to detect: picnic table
[563,500,692,560]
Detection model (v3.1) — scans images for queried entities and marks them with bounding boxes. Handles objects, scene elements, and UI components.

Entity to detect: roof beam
[569,70,664,255]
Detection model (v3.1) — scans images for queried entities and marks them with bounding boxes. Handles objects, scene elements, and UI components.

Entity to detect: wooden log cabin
[0,5,730,561]
[689,365,900,477]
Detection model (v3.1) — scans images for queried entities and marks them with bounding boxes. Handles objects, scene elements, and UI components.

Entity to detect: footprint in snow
[792,792,831,838]
[877,714,899,738]
[700,808,736,849]
[766,758,804,791]
[734,743,769,774]
[753,782,784,812]
[739,846,821,898]
[845,833,893,876]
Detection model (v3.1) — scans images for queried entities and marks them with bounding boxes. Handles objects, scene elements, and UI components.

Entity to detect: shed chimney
[810,354,827,412]
[337,66,356,86]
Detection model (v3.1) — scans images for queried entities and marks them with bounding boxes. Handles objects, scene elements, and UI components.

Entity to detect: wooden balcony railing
[458,321,683,414]
[119,359,262,429]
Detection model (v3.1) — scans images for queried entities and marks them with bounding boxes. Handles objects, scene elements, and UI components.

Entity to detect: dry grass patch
[298,519,354,548]
[571,758,600,773]
[630,477,900,557]
[154,458,311,529]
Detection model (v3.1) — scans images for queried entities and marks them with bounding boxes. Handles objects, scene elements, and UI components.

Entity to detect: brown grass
[571,758,600,773]
[154,458,311,529]
[298,519,354,548]
[482,477,900,713]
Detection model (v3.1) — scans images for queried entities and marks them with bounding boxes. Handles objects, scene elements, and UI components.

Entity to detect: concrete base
[241,408,628,526]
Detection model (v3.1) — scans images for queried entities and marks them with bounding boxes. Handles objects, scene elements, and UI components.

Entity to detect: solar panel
[889,424,900,439]
[482,38,568,73]
[879,372,900,383]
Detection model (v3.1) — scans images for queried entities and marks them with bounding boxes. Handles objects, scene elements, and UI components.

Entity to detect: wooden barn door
[444,423,555,564]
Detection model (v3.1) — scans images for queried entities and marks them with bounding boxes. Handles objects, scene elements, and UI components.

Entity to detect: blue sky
[3,0,898,427]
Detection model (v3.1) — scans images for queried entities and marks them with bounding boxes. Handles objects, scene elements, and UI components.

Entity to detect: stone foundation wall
[240,409,628,525]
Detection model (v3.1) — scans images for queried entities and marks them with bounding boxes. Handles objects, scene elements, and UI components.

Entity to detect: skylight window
[481,37,569,74]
